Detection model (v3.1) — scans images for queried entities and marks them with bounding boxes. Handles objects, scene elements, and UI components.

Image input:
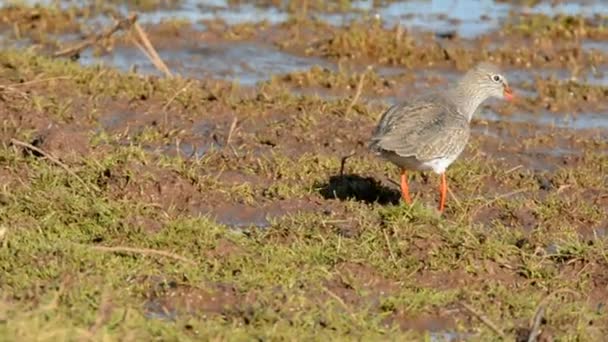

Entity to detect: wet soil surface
[1,0,608,340]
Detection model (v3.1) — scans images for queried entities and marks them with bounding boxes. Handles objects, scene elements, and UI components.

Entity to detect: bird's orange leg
[438,173,447,213]
[400,169,412,204]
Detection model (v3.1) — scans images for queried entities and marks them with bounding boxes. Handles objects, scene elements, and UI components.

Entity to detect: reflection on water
[20,0,608,37]
[482,109,608,130]
[6,0,608,132]
[80,43,331,86]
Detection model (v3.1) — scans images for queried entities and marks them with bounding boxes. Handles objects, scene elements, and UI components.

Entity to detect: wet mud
[0,0,607,340]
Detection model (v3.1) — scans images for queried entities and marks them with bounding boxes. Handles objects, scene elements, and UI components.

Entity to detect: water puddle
[20,0,287,27]
[98,111,138,131]
[8,0,608,85]
[148,142,220,159]
[20,0,608,37]
[370,0,607,38]
[4,1,608,154]
[143,280,242,321]
[80,42,331,85]
[205,203,273,229]
[127,0,288,30]
[481,109,608,130]
[524,1,608,16]
[198,199,320,230]
[583,40,608,53]
[429,330,471,342]
[143,300,178,321]
[98,111,223,158]
[509,68,608,88]
[376,0,512,38]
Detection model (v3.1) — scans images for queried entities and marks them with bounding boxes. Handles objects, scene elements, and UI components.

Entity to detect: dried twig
[54,14,138,58]
[447,186,462,208]
[0,86,28,100]
[322,287,349,310]
[89,286,112,336]
[131,22,173,77]
[461,302,506,338]
[387,177,400,188]
[9,139,97,192]
[162,80,192,127]
[527,289,580,342]
[556,184,572,194]
[483,189,528,206]
[345,68,369,116]
[505,165,523,174]
[1,77,72,101]
[470,188,528,218]
[395,23,403,42]
[13,22,21,40]
[3,76,72,88]
[162,81,193,111]
[88,245,196,265]
[226,117,238,145]
[382,229,399,268]
[527,306,545,342]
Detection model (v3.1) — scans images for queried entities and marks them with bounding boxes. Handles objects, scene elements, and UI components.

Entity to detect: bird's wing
[370,100,470,161]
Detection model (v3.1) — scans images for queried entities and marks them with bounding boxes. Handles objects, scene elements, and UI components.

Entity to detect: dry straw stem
[322,287,349,310]
[162,80,193,127]
[131,22,173,78]
[470,188,529,218]
[527,289,580,342]
[54,14,138,58]
[226,117,239,145]
[9,139,99,193]
[527,306,545,342]
[382,228,399,268]
[86,245,196,265]
[447,186,462,208]
[461,302,506,338]
[3,76,72,88]
[345,67,370,116]
[89,286,112,336]
[162,81,193,111]
[1,76,73,100]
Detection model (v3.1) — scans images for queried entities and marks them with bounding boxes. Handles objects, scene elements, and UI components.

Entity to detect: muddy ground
[0,1,607,341]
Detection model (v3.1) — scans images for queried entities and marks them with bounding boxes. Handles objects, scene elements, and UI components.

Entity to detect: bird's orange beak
[503,85,514,101]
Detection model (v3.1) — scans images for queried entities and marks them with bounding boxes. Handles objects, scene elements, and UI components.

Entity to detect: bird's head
[464,62,514,101]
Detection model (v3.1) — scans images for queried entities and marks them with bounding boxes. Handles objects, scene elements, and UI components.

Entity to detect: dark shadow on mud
[317,174,400,205]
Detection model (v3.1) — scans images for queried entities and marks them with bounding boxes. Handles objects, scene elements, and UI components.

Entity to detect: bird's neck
[449,83,487,121]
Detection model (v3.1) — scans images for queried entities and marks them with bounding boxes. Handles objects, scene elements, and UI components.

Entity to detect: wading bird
[369,63,514,213]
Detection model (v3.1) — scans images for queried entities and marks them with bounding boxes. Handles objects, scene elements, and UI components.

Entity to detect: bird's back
[369,92,470,162]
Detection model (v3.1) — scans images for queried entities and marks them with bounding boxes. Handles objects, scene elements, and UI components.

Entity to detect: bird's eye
[492,74,502,82]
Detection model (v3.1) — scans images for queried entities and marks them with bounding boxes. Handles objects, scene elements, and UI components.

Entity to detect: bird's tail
[368,137,383,154]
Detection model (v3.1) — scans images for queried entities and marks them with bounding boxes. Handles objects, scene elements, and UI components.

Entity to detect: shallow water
[20,0,608,35]
[482,109,608,130]
[138,1,288,28]
[2,3,607,339]
[5,1,608,140]
[80,42,332,85]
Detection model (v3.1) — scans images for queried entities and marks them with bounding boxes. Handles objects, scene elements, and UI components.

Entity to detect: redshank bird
[369,62,514,213]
